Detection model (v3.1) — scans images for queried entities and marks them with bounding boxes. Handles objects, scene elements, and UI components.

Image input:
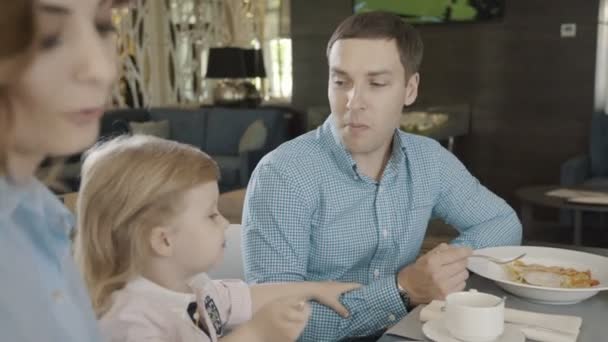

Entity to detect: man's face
[328,38,419,156]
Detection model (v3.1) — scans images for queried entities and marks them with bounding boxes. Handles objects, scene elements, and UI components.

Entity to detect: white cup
[444,289,505,342]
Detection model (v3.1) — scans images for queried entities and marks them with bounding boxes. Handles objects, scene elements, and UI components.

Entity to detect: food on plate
[504,260,600,288]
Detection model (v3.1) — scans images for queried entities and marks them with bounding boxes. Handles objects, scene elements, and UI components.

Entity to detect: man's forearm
[452,208,522,249]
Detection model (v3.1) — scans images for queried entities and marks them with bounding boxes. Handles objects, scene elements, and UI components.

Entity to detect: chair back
[590,111,608,177]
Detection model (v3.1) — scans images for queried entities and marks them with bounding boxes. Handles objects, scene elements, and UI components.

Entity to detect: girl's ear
[149,226,174,257]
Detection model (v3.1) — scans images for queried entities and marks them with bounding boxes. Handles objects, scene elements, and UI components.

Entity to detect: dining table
[378,245,608,342]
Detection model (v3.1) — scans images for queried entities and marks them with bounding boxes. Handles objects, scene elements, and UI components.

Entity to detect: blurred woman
[0,0,127,340]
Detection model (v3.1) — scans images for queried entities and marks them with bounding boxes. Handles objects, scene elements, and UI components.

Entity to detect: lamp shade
[243,49,267,78]
[206,47,247,79]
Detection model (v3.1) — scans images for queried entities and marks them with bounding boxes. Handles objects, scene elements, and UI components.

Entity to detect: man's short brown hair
[327,11,424,77]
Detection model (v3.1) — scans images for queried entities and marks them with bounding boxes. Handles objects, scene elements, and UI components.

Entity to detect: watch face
[396,281,410,308]
[398,290,410,309]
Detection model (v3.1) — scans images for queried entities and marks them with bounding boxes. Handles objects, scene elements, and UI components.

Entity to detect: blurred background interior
[53,0,608,249]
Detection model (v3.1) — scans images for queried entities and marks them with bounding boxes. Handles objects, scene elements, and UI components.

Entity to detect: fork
[469,253,527,265]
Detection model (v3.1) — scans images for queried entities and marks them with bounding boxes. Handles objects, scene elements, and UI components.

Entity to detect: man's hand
[397,243,472,306]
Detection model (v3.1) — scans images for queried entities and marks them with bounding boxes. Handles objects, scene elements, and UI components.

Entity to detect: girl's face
[167,182,229,277]
[10,0,117,160]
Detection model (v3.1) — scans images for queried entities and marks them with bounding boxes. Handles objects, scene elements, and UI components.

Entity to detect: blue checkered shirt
[242,117,522,341]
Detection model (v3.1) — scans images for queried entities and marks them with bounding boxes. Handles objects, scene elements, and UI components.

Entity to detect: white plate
[567,196,608,205]
[468,246,608,304]
[422,317,525,342]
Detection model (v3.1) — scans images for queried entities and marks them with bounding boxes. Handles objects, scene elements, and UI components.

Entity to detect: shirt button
[388,314,396,322]
[51,290,64,302]
[383,229,389,238]
[373,269,380,278]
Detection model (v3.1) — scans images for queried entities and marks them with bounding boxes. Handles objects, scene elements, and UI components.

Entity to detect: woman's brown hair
[0,0,132,176]
[0,0,35,175]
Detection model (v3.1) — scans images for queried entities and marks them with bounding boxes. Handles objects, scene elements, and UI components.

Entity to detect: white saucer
[422,318,525,342]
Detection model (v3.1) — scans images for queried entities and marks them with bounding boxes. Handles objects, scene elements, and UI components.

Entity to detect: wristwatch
[396,280,412,311]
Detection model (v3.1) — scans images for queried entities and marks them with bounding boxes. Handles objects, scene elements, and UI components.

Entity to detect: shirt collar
[386,130,406,178]
[0,176,29,216]
[125,276,197,310]
[321,116,407,182]
[321,116,358,179]
[0,176,75,237]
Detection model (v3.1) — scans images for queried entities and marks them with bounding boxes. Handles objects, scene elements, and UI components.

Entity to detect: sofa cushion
[129,120,170,139]
[149,108,208,150]
[101,108,151,138]
[238,119,267,153]
[213,155,242,187]
[205,108,283,155]
[206,109,257,155]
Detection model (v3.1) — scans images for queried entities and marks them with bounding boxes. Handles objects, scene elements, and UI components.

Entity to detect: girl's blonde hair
[74,135,219,316]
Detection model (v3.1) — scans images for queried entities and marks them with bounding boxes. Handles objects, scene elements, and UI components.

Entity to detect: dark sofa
[55,106,293,193]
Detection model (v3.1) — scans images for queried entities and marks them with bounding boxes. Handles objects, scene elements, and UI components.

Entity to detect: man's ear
[404,72,420,106]
[149,226,174,257]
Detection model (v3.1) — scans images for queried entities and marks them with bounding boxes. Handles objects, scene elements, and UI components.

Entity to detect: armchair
[560,111,608,226]
[561,111,608,189]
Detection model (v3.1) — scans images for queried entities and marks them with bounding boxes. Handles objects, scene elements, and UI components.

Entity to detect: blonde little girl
[74,135,359,342]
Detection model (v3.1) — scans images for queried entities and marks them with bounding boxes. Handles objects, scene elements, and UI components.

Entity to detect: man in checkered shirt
[242,11,522,342]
